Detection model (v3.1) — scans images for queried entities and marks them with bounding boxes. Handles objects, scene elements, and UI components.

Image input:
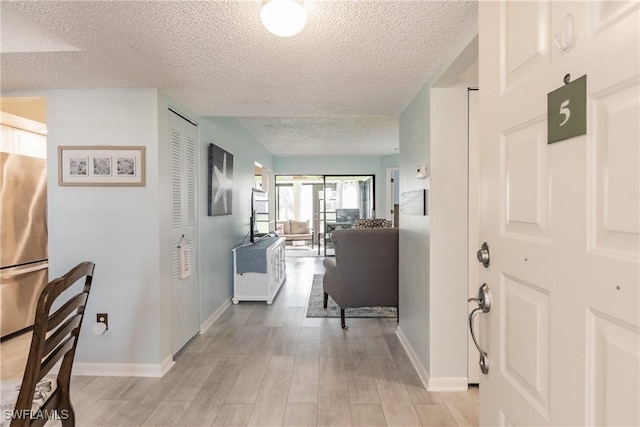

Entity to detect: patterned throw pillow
[353,218,392,228]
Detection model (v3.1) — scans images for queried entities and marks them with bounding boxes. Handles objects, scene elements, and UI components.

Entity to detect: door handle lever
[469,307,489,374]
[468,283,491,374]
[468,283,491,312]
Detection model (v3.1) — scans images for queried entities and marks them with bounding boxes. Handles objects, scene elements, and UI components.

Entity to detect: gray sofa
[322,228,399,328]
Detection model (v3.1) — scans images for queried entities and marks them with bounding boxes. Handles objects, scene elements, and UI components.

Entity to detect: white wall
[196,117,274,323]
[380,153,400,171]
[429,88,469,380]
[397,23,478,390]
[44,89,162,365]
[398,85,431,373]
[5,89,275,371]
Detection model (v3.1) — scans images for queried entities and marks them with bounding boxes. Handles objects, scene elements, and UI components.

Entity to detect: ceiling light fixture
[260,0,307,37]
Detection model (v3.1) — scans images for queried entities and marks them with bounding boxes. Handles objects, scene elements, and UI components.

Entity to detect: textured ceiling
[237,116,399,156]
[1,0,477,156]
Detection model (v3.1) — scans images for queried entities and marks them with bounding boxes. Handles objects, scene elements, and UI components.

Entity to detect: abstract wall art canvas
[208,143,233,216]
[400,189,428,216]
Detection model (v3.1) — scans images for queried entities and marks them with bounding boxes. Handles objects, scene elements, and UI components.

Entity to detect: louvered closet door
[169,110,200,355]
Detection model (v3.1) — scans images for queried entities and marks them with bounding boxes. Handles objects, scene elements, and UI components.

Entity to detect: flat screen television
[250,189,269,243]
[335,208,360,225]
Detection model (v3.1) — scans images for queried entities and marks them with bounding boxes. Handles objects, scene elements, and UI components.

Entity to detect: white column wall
[398,85,431,375]
[46,89,162,365]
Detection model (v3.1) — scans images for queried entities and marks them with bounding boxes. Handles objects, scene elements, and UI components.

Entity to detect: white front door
[478,1,639,425]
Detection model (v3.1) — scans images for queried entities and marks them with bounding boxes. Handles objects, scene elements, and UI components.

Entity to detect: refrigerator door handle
[1,262,49,278]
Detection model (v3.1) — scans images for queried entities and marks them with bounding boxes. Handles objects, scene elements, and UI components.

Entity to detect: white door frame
[385,167,399,223]
[430,30,480,388]
[467,88,480,384]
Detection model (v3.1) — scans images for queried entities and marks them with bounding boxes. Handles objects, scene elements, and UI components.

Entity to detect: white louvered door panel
[184,133,199,338]
[170,245,184,353]
[169,111,200,355]
[170,127,184,353]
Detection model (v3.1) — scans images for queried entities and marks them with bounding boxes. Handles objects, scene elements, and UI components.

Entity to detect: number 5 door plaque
[547,74,587,144]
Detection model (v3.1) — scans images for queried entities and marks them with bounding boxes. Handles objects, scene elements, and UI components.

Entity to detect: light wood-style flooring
[2,257,479,426]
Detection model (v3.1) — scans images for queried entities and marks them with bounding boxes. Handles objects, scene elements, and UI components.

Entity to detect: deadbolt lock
[476,242,490,268]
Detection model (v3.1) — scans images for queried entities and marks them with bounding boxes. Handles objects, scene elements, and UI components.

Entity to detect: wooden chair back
[11,261,95,427]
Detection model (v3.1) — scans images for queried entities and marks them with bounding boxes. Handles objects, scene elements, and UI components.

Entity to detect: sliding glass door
[323,175,374,221]
[322,175,375,255]
[275,176,323,244]
[275,175,375,255]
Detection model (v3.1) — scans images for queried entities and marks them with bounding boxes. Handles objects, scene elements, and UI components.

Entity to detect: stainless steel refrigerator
[1,152,48,338]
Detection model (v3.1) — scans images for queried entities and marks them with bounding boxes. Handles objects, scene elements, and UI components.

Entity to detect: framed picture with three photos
[58,146,146,186]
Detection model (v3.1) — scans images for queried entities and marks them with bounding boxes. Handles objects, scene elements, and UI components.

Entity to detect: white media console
[232,236,286,304]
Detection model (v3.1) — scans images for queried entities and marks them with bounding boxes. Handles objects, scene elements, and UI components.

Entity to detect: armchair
[322,228,399,328]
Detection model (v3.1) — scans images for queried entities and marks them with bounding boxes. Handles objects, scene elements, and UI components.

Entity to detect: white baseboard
[159,355,175,376]
[61,355,175,378]
[200,298,232,333]
[396,326,430,390]
[427,376,469,391]
[396,326,468,392]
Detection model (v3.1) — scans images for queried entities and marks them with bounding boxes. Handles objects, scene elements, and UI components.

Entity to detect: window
[277,185,293,220]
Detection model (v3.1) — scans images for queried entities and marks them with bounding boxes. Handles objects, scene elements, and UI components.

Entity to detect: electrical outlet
[97,313,109,330]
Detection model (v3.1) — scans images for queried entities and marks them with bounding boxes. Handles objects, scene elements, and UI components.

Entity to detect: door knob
[476,242,490,268]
